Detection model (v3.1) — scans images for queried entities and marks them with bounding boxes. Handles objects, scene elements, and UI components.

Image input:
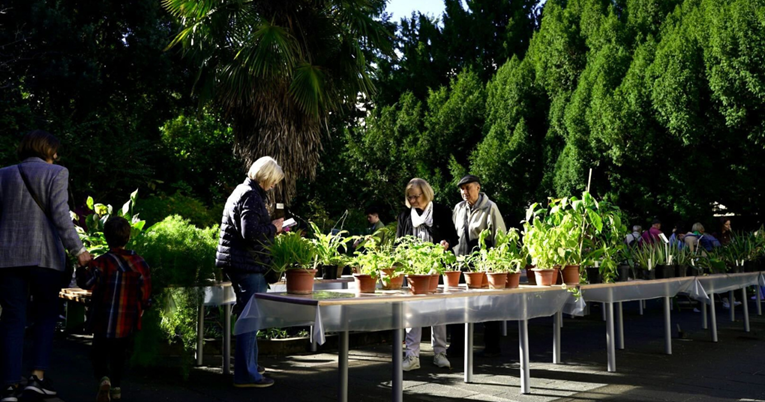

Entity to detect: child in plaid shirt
[77,216,151,402]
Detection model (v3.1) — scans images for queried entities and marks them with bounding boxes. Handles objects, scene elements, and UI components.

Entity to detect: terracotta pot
[443,271,462,288]
[481,271,489,288]
[486,272,507,289]
[353,274,377,293]
[380,268,404,290]
[506,272,521,289]
[531,268,557,286]
[562,265,580,286]
[285,269,317,295]
[406,274,432,295]
[429,274,440,293]
[525,265,537,285]
[464,272,484,289]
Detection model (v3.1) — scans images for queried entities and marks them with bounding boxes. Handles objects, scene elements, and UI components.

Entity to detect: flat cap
[457,174,480,187]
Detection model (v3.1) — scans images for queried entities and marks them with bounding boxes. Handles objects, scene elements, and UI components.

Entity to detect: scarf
[411,201,434,242]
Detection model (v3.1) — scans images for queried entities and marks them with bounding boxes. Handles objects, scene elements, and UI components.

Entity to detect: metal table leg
[639,300,643,316]
[196,304,204,366]
[502,320,507,337]
[464,323,474,383]
[617,302,624,350]
[602,302,606,321]
[338,330,349,402]
[392,303,403,402]
[310,326,318,352]
[702,300,708,329]
[606,302,616,372]
[757,286,762,316]
[742,287,750,333]
[223,304,231,375]
[729,290,735,322]
[519,319,530,394]
[710,293,718,342]
[553,311,561,364]
[663,297,672,355]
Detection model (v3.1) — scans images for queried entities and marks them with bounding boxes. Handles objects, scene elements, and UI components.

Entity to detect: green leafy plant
[309,221,350,267]
[523,192,627,282]
[74,189,146,258]
[267,231,317,274]
[394,236,456,275]
[471,228,524,273]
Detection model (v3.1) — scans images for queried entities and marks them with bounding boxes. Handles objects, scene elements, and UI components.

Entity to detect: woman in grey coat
[0,130,92,401]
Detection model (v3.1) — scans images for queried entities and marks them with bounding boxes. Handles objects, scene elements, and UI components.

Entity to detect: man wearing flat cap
[448,174,507,357]
[453,175,506,256]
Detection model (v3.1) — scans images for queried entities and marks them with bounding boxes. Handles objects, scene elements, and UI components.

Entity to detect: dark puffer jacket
[216,178,276,274]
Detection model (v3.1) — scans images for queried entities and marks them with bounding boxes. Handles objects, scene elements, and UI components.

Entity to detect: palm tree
[163,0,393,201]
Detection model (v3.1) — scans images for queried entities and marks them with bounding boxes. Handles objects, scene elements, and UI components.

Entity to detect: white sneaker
[433,353,451,368]
[722,298,731,309]
[402,355,420,371]
[734,301,742,306]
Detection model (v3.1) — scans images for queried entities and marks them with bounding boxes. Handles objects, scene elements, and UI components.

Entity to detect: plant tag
[659,233,669,244]
[283,218,297,228]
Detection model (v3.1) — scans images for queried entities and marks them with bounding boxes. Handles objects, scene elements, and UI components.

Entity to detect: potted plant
[471,229,524,289]
[523,205,564,286]
[395,236,453,294]
[268,231,317,294]
[309,222,349,279]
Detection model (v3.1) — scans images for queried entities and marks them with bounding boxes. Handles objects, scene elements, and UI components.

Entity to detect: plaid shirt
[77,248,151,338]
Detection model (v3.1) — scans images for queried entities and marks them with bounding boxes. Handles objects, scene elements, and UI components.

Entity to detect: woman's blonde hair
[405,178,434,208]
[248,156,284,188]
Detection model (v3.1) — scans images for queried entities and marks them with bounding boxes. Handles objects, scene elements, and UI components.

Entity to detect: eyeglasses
[407,193,422,201]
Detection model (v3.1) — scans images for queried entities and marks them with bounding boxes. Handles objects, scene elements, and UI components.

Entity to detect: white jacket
[452,193,506,256]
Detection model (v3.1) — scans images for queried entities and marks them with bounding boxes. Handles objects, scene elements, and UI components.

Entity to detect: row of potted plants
[622,231,765,280]
[269,191,632,294]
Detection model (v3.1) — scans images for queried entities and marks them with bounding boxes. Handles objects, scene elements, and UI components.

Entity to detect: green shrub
[130,215,221,288]
[135,191,222,229]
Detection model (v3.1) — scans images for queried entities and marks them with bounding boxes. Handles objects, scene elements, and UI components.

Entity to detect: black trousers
[92,335,133,387]
[447,321,502,353]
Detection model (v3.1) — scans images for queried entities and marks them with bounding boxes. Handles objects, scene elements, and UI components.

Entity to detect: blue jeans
[226,271,267,384]
[0,267,62,386]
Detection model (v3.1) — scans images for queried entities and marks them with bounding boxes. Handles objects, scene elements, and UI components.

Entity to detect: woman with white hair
[216,156,284,388]
[395,178,457,372]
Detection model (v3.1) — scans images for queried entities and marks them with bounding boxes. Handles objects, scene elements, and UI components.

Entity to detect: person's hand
[440,240,449,251]
[272,218,284,233]
[77,251,92,267]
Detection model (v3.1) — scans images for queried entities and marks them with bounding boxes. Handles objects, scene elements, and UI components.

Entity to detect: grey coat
[453,193,506,256]
[0,157,84,271]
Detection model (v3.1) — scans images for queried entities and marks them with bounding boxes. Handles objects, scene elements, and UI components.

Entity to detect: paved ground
[26,296,765,401]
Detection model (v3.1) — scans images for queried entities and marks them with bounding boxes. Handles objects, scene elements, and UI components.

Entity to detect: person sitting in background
[365,206,385,234]
[669,223,686,249]
[353,206,386,249]
[625,225,642,246]
[641,218,663,244]
[718,218,733,246]
[77,217,151,402]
